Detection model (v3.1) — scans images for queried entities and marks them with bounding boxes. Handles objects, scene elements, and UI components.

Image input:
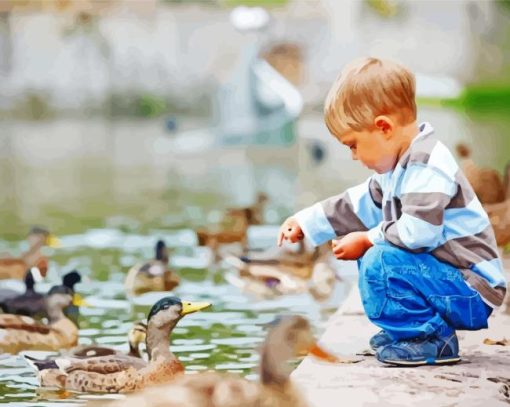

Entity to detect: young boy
[277,57,507,366]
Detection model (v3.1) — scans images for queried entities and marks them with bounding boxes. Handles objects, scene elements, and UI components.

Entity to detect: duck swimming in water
[0,226,59,280]
[0,285,80,354]
[26,296,211,393]
[125,240,180,296]
[0,270,82,322]
[93,315,339,407]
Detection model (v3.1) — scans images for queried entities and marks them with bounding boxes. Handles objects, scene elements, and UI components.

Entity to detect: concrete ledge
[293,282,510,406]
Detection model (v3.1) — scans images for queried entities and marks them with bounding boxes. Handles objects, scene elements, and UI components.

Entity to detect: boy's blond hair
[324,57,416,136]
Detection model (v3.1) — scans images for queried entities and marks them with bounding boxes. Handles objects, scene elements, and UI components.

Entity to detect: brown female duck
[0,227,59,280]
[125,240,180,295]
[95,315,339,407]
[26,297,210,393]
[68,321,147,359]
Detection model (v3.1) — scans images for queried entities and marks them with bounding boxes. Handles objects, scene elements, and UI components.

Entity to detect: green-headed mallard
[0,285,79,354]
[93,315,339,407]
[125,240,180,296]
[26,297,211,393]
[0,226,59,280]
[0,270,82,322]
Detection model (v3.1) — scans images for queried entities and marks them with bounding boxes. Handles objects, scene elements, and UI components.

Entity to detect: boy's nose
[351,152,358,160]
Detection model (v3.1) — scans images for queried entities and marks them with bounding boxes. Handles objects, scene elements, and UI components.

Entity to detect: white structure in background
[0,0,500,111]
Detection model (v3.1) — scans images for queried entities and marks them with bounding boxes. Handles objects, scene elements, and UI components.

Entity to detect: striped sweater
[295,122,507,308]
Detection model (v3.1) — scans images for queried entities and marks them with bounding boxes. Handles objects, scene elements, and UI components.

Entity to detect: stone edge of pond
[292,263,510,407]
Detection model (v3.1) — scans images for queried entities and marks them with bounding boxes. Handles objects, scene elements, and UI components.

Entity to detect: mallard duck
[93,315,338,407]
[0,270,82,321]
[0,285,80,354]
[224,243,336,299]
[0,226,59,280]
[26,297,211,393]
[125,240,180,296]
[0,267,43,305]
[67,321,147,359]
[456,143,506,204]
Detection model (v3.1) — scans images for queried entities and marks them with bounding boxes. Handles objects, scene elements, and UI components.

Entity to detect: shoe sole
[377,356,461,367]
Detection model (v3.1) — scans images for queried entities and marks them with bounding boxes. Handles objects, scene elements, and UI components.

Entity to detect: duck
[124,240,180,296]
[63,321,148,359]
[0,270,83,321]
[456,143,506,205]
[0,267,43,305]
[92,315,339,407]
[483,162,510,247]
[195,193,268,258]
[0,226,59,280]
[224,242,336,299]
[26,296,211,393]
[0,285,79,354]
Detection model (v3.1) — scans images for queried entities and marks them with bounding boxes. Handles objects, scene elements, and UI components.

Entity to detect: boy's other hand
[332,232,373,260]
[277,217,304,246]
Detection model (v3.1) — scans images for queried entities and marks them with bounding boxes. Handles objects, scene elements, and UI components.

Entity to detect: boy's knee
[359,244,409,278]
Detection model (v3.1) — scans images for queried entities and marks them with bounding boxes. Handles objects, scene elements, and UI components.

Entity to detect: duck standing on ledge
[125,240,180,296]
[0,285,79,353]
[26,297,211,393]
[94,315,341,407]
[0,227,59,280]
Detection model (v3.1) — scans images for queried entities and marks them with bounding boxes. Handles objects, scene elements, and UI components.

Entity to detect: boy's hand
[277,217,304,246]
[332,232,373,260]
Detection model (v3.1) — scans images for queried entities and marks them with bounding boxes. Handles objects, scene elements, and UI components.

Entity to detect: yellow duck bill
[181,301,212,316]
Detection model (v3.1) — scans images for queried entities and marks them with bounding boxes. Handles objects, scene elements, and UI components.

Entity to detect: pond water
[0,108,508,405]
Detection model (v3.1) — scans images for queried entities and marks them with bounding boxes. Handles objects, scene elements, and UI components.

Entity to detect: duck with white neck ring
[25,297,211,393]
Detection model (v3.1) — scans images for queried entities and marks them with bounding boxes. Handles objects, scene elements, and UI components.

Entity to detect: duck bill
[307,343,339,363]
[181,301,211,316]
[72,293,89,307]
[46,234,61,248]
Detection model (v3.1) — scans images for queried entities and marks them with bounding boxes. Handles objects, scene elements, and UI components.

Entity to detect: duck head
[62,270,82,291]
[147,296,211,329]
[28,226,60,249]
[155,240,169,263]
[260,315,337,386]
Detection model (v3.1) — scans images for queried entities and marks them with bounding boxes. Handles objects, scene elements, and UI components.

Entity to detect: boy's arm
[367,165,457,251]
[293,176,383,246]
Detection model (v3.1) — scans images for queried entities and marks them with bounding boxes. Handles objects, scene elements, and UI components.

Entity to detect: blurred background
[0,0,509,404]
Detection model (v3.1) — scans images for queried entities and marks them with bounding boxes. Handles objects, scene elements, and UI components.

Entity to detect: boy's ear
[374,115,393,137]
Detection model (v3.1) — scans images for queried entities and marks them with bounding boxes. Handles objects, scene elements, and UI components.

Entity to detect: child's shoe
[376,332,460,366]
[369,330,393,350]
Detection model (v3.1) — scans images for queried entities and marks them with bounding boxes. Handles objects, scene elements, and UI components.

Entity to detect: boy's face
[336,124,401,174]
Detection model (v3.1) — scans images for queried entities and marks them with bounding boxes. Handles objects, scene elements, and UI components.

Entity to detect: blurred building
[0,0,508,116]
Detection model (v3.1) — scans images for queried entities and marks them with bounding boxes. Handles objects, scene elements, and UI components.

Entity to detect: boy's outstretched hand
[277,217,304,246]
[332,231,373,260]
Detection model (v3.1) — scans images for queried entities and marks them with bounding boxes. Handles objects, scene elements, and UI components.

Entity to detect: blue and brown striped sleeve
[294,176,384,246]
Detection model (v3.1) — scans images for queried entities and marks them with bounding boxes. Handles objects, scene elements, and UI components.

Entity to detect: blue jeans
[358,243,492,341]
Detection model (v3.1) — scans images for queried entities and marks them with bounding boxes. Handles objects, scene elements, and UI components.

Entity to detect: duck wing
[0,314,50,334]
[63,354,147,374]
